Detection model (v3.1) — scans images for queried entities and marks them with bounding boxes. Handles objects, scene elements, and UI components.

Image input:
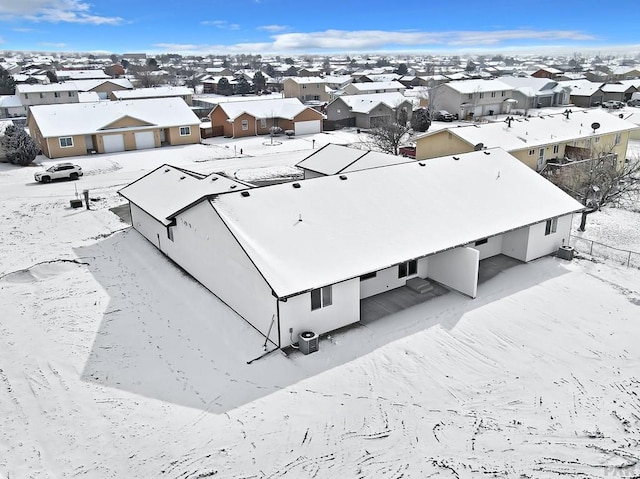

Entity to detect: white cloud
[39,41,66,47]
[258,24,288,33]
[153,28,598,55]
[0,0,123,25]
[201,20,240,30]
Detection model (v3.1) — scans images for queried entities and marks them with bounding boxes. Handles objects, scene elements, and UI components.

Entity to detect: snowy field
[1,134,640,478]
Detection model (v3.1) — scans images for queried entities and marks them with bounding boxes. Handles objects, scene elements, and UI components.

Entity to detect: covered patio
[360,254,522,324]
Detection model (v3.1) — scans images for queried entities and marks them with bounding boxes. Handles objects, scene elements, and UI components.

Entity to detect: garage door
[294,120,321,136]
[103,134,125,153]
[135,131,156,150]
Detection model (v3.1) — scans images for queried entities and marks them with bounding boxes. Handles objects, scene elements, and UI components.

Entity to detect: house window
[479,92,484,99]
[167,226,174,241]
[468,93,473,100]
[545,217,558,235]
[614,132,622,145]
[302,85,307,89]
[179,126,191,136]
[241,120,249,131]
[311,286,332,310]
[398,259,418,278]
[491,91,496,98]
[501,91,505,97]
[39,92,44,98]
[260,118,267,128]
[24,93,28,99]
[59,137,74,148]
[475,238,488,246]
[529,149,535,155]
[68,91,74,97]
[360,272,377,281]
[594,136,600,144]
[553,145,559,154]
[54,92,60,98]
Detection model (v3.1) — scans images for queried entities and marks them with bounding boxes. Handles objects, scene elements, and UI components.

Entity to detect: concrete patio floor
[360,254,523,324]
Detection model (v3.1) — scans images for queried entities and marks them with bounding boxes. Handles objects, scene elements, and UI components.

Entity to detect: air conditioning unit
[298,331,319,355]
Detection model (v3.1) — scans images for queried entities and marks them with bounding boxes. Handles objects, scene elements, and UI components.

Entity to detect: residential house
[600,82,637,103]
[558,79,604,107]
[283,77,331,103]
[209,97,323,138]
[71,78,134,100]
[16,83,80,107]
[342,81,406,96]
[28,97,201,159]
[415,109,638,171]
[325,92,413,129]
[119,148,583,349]
[531,67,564,79]
[0,95,26,118]
[110,86,194,105]
[432,79,516,119]
[499,77,570,110]
[296,144,413,179]
[610,66,640,81]
[55,69,112,81]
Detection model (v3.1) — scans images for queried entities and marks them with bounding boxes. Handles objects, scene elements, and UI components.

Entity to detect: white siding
[501,227,530,261]
[168,201,278,344]
[428,247,479,298]
[467,235,503,260]
[279,278,360,347]
[525,214,573,261]
[130,203,166,249]
[359,258,428,299]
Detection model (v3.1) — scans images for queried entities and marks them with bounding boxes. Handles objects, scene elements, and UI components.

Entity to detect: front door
[537,148,545,171]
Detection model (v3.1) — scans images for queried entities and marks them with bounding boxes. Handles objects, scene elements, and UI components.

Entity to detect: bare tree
[364,117,412,156]
[543,145,640,231]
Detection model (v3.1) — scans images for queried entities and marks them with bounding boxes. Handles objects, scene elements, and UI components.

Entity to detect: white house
[119,148,583,350]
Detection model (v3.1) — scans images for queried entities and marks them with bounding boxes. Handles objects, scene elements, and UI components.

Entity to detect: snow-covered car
[34,163,83,183]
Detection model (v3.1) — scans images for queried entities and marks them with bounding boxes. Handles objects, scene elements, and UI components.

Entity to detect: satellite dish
[591,122,601,131]
[474,142,484,151]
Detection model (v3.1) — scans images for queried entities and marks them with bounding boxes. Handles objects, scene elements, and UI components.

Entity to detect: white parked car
[34,163,83,183]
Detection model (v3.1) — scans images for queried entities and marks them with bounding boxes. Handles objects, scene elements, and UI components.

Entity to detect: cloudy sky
[0,0,638,55]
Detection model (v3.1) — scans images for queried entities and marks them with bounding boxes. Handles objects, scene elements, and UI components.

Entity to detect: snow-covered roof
[210,148,583,298]
[347,81,406,92]
[70,78,134,91]
[16,83,78,93]
[77,92,101,103]
[55,70,111,80]
[118,165,248,226]
[444,79,514,94]
[214,98,316,121]
[296,144,411,175]
[417,109,639,152]
[284,76,326,84]
[558,79,602,96]
[600,83,634,93]
[0,95,23,108]
[111,86,193,100]
[334,92,409,114]
[30,97,200,138]
[499,77,562,97]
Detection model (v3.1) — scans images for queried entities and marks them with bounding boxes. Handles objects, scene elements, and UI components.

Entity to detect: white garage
[103,134,125,153]
[294,120,321,136]
[134,131,156,150]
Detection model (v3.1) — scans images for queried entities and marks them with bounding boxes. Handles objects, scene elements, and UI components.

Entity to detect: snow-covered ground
[1,135,640,478]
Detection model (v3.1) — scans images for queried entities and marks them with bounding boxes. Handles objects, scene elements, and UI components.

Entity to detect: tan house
[71,79,134,100]
[28,97,201,159]
[415,109,639,171]
[209,98,323,138]
[283,77,331,103]
[110,86,194,105]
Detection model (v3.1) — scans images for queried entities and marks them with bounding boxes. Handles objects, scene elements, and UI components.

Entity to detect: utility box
[298,331,319,355]
[557,245,575,260]
[69,199,83,208]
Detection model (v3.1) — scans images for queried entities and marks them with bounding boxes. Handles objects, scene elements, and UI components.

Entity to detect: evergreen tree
[0,66,16,95]
[217,77,233,96]
[1,125,39,166]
